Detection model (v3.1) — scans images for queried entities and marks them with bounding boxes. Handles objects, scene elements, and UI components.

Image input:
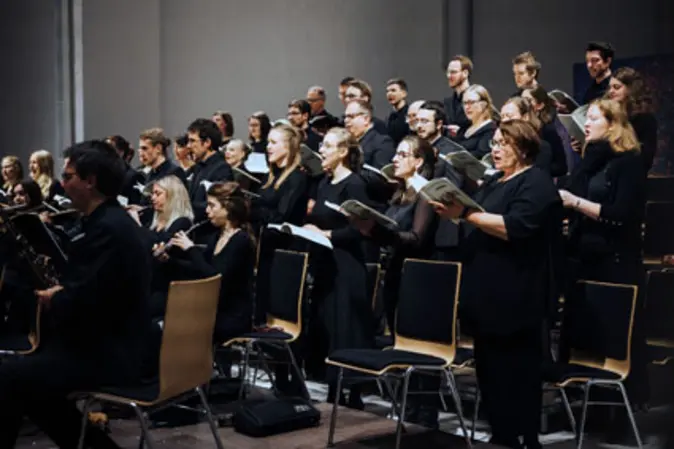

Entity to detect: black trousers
[474,327,543,449]
[0,344,122,449]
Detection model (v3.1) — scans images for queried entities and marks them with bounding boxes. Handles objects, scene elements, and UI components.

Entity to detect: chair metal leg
[238,340,252,399]
[559,387,577,435]
[131,404,156,449]
[196,386,225,449]
[284,341,310,400]
[472,387,480,442]
[327,367,344,447]
[77,398,94,449]
[617,381,643,449]
[444,369,472,448]
[577,382,592,449]
[395,368,413,449]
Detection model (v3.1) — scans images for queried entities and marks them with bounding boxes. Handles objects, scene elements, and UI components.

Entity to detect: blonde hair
[2,156,23,190]
[29,150,54,198]
[263,124,302,190]
[150,175,194,230]
[464,84,495,124]
[324,127,363,172]
[590,99,641,154]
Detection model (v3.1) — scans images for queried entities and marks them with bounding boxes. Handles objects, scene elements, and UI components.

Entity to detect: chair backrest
[564,280,638,379]
[267,249,308,339]
[393,259,461,365]
[643,201,674,258]
[366,263,382,311]
[643,269,674,346]
[647,176,674,202]
[157,274,221,402]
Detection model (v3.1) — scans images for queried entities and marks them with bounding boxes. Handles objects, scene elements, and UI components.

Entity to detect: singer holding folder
[432,120,562,449]
[301,127,373,409]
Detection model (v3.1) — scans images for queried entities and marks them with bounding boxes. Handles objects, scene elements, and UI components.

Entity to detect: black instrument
[152,220,208,257]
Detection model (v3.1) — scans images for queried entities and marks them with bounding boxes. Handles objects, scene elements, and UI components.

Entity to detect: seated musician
[29,150,64,204]
[11,180,43,210]
[2,156,24,199]
[162,182,255,345]
[129,175,193,319]
[0,139,152,449]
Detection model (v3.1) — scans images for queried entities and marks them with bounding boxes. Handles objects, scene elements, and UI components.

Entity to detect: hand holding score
[429,197,466,220]
[349,216,376,236]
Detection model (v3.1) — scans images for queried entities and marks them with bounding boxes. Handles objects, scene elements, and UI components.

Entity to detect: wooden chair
[325,259,471,449]
[545,280,642,449]
[223,249,309,399]
[75,275,223,449]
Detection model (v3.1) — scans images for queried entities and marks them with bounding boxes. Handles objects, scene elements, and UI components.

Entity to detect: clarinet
[152,220,208,257]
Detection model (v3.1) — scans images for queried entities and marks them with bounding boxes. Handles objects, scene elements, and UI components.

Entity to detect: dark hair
[503,96,542,132]
[249,112,272,143]
[14,179,43,208]
[174,134,188,147]
[288,99,311,116]
[187,118,223,151]
[386,78,408,91]
[339,76,355,86]
[213,111,235,137]
[63,140,126,198]
[106,135,133,161]
[525,85,556,124]
[498,120,541,164]
[206,181,255,244]
[611,67,653,115]
[391,135,437,205]
[586,41,615,61]
[419,101,447,127]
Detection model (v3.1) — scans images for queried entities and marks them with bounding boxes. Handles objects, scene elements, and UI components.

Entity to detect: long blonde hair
[590,99,641,154]
[29,150,54,198]
[262,124,302,190]
[151,175,194,230]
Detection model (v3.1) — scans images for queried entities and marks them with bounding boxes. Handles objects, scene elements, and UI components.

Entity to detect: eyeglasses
[488,139,508,149]
[462,99,483,107]
[344,112,365,120]
[61,171,76,181]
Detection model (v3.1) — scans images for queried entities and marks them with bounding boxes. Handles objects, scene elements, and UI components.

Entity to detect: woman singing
[301,127,372,409]
[433,120,562,448]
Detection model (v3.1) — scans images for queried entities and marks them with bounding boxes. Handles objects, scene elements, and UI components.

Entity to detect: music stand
[9,212,68,274]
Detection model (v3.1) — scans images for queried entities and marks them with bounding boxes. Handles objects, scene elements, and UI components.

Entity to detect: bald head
[306,86,326,115]
[406,100,425,131]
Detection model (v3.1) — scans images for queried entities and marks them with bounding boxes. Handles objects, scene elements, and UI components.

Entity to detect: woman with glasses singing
[454,84,497,159]
[432,120,562,449]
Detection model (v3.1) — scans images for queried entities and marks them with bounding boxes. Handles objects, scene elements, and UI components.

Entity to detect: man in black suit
[385,78,410,144]
[287,99,323,152]
[416,101,465,262]
[0,140,152,449]
[186,118,233,223]
[582,41,614,105]
[343,79,389,135]
[139,127,187,186]
[443,55,473,139]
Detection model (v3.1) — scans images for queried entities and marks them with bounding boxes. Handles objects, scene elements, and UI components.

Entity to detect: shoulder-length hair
[610,67,653,116]
[591,99,641,154]
[151,175,194,230]
[391,135,437,205]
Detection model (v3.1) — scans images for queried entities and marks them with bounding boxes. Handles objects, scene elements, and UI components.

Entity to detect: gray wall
[0,1,61,168]
[2,0,668,166]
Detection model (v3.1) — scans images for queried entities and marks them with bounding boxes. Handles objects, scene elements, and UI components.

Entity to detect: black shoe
[327,386,347,406]
[347,392,365,410]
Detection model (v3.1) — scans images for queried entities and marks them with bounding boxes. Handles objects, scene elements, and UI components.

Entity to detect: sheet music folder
[10,212,68,272]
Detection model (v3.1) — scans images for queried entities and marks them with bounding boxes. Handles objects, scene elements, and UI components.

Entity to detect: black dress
[456,121,497,159]
[251,167,309,324]
[182,231,255,343]
[630,112,658,175]
[461,167,562,448]
[370,194,438,331]
[304,173,374,381]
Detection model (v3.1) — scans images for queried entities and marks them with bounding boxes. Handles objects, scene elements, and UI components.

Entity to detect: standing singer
[0,140,151,449]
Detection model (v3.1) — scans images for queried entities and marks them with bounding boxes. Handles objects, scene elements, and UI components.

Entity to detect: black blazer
[189,152,233,221]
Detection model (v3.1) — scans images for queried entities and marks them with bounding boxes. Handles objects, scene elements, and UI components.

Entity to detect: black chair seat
[453,347,474,367]
[92,382,161,403]
[0,334,33,352]
[241,329,294,341]
[544,362,622,384]
[328,348,446,373]
[375,335,394,349]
